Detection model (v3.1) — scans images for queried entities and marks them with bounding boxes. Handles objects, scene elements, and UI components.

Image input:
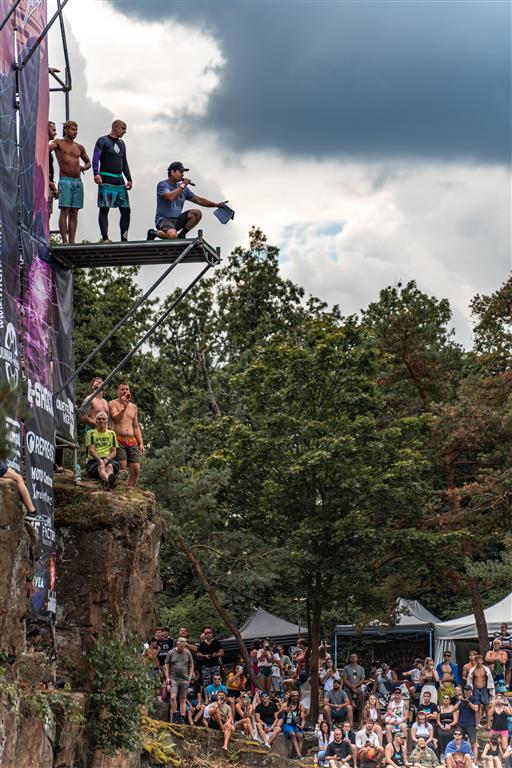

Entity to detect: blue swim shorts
[58,176,84,209]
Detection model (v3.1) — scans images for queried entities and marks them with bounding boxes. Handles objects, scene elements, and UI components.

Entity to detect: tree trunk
[176,532,259,687]
[308,579,322,724]
[463,541,489,655]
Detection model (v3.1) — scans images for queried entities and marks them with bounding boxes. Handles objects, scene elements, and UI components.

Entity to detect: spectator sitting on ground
[384,731,408,768]
[481,734,504,768]
[343,653,366,715]
[205,672,228,704]
[280,689,305,759]
[85,411,119,489]
[361,692,384,743]
[233,692,254,739]
[411,711,436,750]
[186,670,204,725]
[255,690,282,747]
[385,688,409,744]
[409,736,440,768]
[355,720,384,766]
[445,728,474,768]
[315,719,334,766]
[207,690,234,751]
[323,678,353,727]
[0,460,36,515]
[325,726,354,768]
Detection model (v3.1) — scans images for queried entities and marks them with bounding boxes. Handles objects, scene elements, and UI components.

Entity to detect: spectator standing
[493,623,512,688]
[420,658,439,704]
[437,651,460,699]
[467,655,495,730]
[109,382,144,488]
[257,639,275,692]
[196,627,224,689]
[48,121,58,216]
[48,120,91,244]
[437,693,459,758]
[164,637,194,723]
[92,120,132,243]
[156,628,173,668]
[462,652,477,685]
[486,639,509,690]
[453,686,478,760]
[489,693,512,752]
[343,653,365,715]
[80,377,110,438]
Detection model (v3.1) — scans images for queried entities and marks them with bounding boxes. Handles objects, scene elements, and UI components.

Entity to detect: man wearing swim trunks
[147,161,228,240]
[80,377,110,439]
[92,120,133,243]
[48,121,58,217]
[108,382,144,488]
[49,120,91,244]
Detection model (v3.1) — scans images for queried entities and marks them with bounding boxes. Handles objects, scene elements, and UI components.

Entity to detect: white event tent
[433,592,512,663]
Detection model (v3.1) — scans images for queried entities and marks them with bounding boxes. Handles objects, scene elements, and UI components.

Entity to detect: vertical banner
[0,1,21,407]
[17,1,56,617]
[52,266,76,444]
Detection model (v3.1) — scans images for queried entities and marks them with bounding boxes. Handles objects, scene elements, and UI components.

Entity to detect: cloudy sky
[48,0,511,345]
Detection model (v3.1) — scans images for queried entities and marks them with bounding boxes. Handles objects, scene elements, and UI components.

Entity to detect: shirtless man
[80,377,109,436]
[462,651,477,685]
[493,624,512,686]
[49,120,90,243]
[467,655,495,729]
[108,382,144,487]
[485,639,508,688]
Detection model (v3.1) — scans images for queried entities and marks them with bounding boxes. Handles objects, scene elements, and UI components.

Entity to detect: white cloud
[48,1,511,347]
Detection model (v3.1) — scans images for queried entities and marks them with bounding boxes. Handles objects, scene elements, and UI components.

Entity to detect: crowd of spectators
[144,624,512,764]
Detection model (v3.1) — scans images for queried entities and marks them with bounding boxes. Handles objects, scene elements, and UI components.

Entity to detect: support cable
[78,263,212,415]
[56,235,201,394]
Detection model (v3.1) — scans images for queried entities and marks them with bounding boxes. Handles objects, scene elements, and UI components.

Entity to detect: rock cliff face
[0,474,163,768]
[53,476,163,682]
[0,479,33,664]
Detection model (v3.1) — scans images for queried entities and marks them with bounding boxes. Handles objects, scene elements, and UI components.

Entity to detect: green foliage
[87,629,153,755]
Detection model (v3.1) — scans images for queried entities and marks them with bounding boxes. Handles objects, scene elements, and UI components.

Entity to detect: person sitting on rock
[85,411,119,489]
[207,691,234,751]
[0,460,36,515]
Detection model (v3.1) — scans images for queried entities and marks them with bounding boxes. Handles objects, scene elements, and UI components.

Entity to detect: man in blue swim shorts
[49,120,91,243]
[92,120,133,243]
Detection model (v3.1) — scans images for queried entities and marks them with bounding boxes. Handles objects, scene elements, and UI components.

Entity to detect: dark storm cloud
[112,0,511,163]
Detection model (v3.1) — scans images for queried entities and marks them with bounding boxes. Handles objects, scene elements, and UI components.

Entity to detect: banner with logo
[17,2,56,618]
[0,1,22,409]
[52,266,76,443]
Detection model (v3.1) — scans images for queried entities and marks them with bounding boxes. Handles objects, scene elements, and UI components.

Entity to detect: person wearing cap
[148,162,228,241]
[453,686,478,759]
[323,679,353,727]
[384,688,409,744]
[255,691,282,747]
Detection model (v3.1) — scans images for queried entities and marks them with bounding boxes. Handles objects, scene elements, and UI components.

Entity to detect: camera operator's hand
[94,174,103,185]
[217,200,229,208]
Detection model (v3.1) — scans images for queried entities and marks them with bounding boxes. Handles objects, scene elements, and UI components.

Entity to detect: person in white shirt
[356,721,384,765]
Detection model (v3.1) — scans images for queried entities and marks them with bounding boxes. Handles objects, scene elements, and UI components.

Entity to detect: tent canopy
[222,607,307,649]
[335,598,440,637]
[434,592,512,641]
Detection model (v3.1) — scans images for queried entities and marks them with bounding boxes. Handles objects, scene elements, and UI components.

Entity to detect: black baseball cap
[168,161,189,172]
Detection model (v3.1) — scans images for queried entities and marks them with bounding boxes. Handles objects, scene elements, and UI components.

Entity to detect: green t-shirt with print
[85,428,118,459]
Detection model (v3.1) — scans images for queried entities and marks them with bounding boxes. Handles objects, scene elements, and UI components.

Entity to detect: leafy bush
[87,630,153,755]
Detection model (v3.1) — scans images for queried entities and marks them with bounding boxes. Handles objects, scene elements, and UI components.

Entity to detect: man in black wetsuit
[92,120,132,242]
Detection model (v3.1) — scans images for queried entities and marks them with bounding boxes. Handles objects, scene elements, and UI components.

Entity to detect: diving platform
[51,234,221,269]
